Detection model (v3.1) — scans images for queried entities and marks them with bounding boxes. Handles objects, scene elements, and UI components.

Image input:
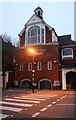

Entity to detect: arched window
[27,26,40,44]
[62,48,73,59]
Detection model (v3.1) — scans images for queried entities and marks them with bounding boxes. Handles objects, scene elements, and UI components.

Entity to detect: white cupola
[34,6,43,19]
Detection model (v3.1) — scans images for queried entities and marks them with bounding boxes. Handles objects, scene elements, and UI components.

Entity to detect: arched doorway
[38,79,52,89]
[20,79,32,89]
[66,71,76,90]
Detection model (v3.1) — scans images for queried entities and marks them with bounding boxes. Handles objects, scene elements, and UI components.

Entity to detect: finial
[38,2,39,7]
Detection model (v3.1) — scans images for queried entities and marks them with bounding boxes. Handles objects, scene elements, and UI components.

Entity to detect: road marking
[4,98,40,104]
[40,107,47,111]
[0,101,33,107]
[62,96,66,98]
[0,113,9,119]
[32,112,40,117]
[56,104,76,106]
[52,101,56,104]
[60,97,63,100]
[5,96,9,97]
[47,104,52,107]
[14,97,45,101]
[50,95,57,97]
[56,99,60,102]
[0,105,23,112]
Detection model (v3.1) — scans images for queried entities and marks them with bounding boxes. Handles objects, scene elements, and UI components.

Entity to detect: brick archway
[66,71,76,90]
[38,79,52,89]
[20,79,32,89]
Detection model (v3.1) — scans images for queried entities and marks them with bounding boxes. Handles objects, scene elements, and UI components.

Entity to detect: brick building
[15,6,76,90]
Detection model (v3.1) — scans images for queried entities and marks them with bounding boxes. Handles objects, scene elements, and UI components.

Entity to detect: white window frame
[37,62,42,71]
[20,64,24,71]
[47,61,52,70]
[28,63,32,71]
[27,26,40,45]
[62,48,73,59]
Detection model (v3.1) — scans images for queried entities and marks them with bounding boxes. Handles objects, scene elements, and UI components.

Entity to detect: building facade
[15,6,76,90]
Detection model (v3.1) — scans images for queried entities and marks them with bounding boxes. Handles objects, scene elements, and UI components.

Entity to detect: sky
[0,1,75,44]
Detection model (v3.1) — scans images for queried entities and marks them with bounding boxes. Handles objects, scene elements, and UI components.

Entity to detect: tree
[1,34,16,89]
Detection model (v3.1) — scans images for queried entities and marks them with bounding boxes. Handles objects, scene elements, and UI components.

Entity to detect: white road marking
[32,112,40,117]
[5,96,9,97]
[0,105,23,112]
[0,101,33,107]
[52,101,56,104]
[56,104,76,106]
[14,97,45,101]
[47,104,52,107]
[4,98,40,104]
[57,99,60,102]
[40,107,47,111]
[60,97,63,100]
[0,113,9,119]
[50,95,57,97]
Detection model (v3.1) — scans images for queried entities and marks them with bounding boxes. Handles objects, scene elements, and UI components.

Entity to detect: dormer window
[27,26,45,45]
[62,48,73,59]
[27,26,40,45]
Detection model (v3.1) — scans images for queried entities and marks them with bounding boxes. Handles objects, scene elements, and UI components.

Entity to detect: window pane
[42,35,44,43]
[20,64,24,71]
[38,29,40,35]
[38,36,40,43]
[63,49,72,56]
[42,29,44,34]
[48,61,52,70]
[28,26,40,45]
[28,63,32,71]
[37,62,42,70]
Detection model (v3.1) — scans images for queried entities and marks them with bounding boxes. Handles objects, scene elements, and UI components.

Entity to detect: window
[20,64,24,71]
[41,29,44,43]
[62,48,73,59]
[27,26,45,45]
[37,62,42,71]
[28,63,32,71]
[47,61,52,70]
[27,26,40,45]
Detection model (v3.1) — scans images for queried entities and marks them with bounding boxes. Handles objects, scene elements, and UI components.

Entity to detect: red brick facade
[14,6,76,90]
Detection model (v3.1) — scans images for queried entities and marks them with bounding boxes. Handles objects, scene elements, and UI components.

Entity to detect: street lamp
[29,48,35,93]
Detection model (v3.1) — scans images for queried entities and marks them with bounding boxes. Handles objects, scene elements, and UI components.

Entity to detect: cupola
[34,6,43,19]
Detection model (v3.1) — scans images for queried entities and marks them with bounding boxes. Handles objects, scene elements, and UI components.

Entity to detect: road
[1,89,76,120]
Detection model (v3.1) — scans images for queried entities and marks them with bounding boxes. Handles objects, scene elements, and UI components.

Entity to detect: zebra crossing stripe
[14,97,45,101]
[0,105,23,112]
[0,101,33,107]
[4,98,40,103]
[0,113,9,119]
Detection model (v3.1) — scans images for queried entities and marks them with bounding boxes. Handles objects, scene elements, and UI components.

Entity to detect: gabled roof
[18,13,58,37]
[25,14,42,26]
[59,34,76,46]
[34,6,43,12]
[18,27,25,36]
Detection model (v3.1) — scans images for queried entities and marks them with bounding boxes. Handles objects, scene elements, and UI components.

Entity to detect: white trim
[25,22,45,46]
[20,64,24,71]
[52,31,58,43]
[62,68,76,90]
[62,48,73,59]
[47,61,52,70]
[28,63,32,71]
[37,62,42,71]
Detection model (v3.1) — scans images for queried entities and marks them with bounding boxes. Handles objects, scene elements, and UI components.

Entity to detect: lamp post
[29,48,35,93]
